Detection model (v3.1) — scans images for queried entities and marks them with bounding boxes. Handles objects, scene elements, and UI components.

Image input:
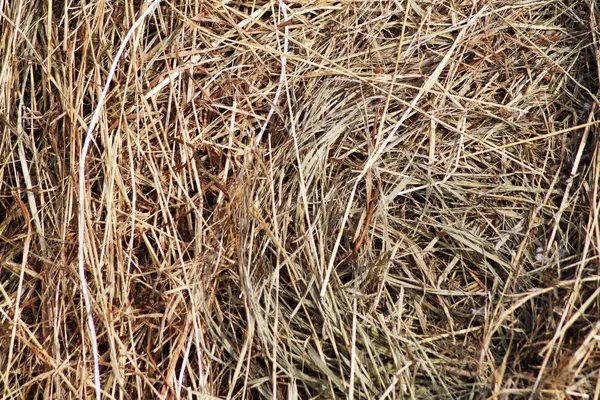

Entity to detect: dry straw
[0,0,599,399]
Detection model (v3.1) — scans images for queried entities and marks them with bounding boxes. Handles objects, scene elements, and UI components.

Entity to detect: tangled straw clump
[1,0,599,398]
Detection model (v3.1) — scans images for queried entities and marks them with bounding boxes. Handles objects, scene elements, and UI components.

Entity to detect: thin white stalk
[78,2,160,399]
[254,11,288,148]
[176,332,194,399]
[349,289,358,400]
[270,3,289,397]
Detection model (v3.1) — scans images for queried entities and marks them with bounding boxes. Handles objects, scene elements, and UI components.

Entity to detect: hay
[1,0,599,398]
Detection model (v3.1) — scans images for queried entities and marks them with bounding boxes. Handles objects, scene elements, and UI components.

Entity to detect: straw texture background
[1,0,599,399]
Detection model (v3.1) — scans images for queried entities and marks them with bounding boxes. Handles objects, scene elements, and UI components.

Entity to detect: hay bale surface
[0,1,599,399]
